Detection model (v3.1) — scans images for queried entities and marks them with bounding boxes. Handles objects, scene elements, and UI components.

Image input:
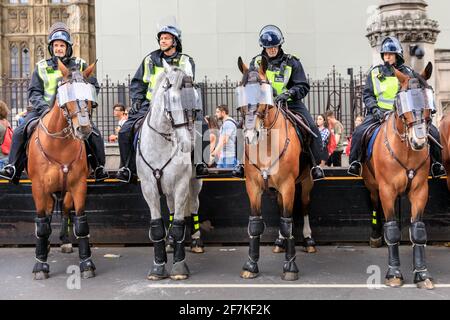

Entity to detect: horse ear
[259,56,268,77]
[238,57,248,74]
[83,60,97,79]
[57,58,69,79]
[394,67,410,89]
[421,62,433,81]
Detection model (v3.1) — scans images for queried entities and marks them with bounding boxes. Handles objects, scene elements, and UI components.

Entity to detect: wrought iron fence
[0,66,367,140]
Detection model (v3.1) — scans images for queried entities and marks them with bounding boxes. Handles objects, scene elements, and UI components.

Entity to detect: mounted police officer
[348,36,446,178]
[0,22,109,183]
[236,25,324,181]
[116,24,195,183]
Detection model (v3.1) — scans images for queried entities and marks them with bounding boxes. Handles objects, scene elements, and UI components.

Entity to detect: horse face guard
[395,78,435,151]
[57,71,97,140]
[163,71,202,131]
[236,69,274,145]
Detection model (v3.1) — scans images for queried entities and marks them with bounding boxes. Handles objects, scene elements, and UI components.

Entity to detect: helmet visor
[49,31,71,44]
[259,25,284,48]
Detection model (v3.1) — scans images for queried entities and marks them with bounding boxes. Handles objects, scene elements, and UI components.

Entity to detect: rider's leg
[86,125,109,182]
[348,115,375,176]
[0,110,41,182]
[429,124,446,178]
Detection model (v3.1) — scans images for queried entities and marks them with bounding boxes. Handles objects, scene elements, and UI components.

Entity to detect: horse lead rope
[383,113,430,193]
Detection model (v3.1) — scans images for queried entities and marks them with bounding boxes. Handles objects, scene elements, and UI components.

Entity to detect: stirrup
[311,166,325,182]
[94,166,109,182]
[347,161,362,177]
[116,167,131,183]
[0,165,16,181]
[431,162,447,179]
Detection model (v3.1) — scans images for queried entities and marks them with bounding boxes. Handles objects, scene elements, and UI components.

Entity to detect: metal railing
[0,67,366,140]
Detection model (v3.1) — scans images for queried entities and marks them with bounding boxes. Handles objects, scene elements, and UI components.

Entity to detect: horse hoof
[166,245,174,254]
[170,274,189,281]
[191,246,205,254]
[282,272,299,282]
[61,244,73,254]
[305,246,317,254]
[82,270,96,279]
[273,246,285,254]
[240,271,259,279]
[385,278,404,288]
[370,237,383,248]
[417,279,435,290]
[148,274,169,281]
[33,271,49,281]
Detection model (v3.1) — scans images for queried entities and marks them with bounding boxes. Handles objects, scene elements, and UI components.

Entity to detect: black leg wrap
[410,221,433,283]
[73,215,93,268]
[73,215,90,239]
[149,219,167,265]
[243,217,265,274]
[35,217,52,262]
[280,218,298,274]
[59,216,71,244]
[170,219,186,263]
[191,213,201,238]
[384,221,403,280]
[274,236,286,249]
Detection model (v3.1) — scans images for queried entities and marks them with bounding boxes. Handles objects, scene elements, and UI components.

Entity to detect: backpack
[1,124,13,156]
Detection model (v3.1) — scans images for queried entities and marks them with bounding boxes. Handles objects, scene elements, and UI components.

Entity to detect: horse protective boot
[280,217,299,281]
[166,213,175,253]
[370,209,384,248]
[273,232,287,254]
[148,219,169,281]
[241,216,265,279]
[169,219,190,280]
[384,221,404,287]
[33,217,52,280]
[410,221,434,290]
[190,213,204,254]
[59,215,73,254]
[73,215,96,279]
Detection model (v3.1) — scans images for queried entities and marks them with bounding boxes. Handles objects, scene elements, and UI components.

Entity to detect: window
[10,46,20,78]
[21,48,30,78]
[9,0,29,4]
[9,45,31,78]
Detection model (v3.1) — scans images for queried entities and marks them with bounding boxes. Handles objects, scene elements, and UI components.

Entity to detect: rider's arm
[28,67,50,112]
[188,56,196,81]
[287,58,310,100]
[130,58,149,105]
[363,67,379,113]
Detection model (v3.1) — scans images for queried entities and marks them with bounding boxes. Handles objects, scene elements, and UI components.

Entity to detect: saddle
[132,115,146,150]
[361,112,391,162]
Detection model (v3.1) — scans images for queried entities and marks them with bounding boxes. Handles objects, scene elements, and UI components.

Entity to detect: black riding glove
[275,90,293,105]
[372,108,384,122]
[129,101,142,116]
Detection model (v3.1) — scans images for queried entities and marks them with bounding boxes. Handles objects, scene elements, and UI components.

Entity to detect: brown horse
[439,113,450,191]
[362,63,435,289]
[28,59,97,280]
[237,57,314,281]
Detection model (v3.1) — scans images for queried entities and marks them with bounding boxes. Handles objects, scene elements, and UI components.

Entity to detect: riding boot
[348,161,362,177]
[410,221,433,287]
[33,216,52,279]
[73,215,96,278]
[85,129,109,182]
[242,216,265,278]
[308,146,325,181]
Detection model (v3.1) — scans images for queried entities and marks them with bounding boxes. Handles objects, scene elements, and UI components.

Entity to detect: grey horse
[136,60,202,281]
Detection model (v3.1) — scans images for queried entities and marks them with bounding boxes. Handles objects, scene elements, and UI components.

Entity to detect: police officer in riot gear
[0,22,109,183]
[348,36,446,178]
[235,25,324,181]
[116,25,195,183]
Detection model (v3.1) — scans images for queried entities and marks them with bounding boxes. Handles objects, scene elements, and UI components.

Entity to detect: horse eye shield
[57,82,98,106]
[396,88,435,116]
[236,83,274,107]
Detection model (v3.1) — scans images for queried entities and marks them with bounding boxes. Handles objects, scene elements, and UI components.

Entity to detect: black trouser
[118,104,149,174]
[7,109,106,178]
[349,113,443,164]
[289,102,322,166]
[327,150,343,167]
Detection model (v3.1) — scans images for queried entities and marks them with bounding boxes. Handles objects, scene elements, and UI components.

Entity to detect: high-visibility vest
[371,66,399,111]
[142,54,193,101]
[37,58,85,103]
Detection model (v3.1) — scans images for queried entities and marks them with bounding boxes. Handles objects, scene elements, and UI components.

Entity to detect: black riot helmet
[157,25,182,52]
[47,22,73,59]
[380,36,405,66]
[259,25,285,48]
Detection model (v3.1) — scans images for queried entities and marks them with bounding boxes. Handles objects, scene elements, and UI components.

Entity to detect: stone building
[0,0,96,78]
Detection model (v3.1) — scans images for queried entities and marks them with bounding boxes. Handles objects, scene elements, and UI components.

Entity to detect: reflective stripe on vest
[143,54,193,101]
[37,58,85,103]
[371,67,399,111]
